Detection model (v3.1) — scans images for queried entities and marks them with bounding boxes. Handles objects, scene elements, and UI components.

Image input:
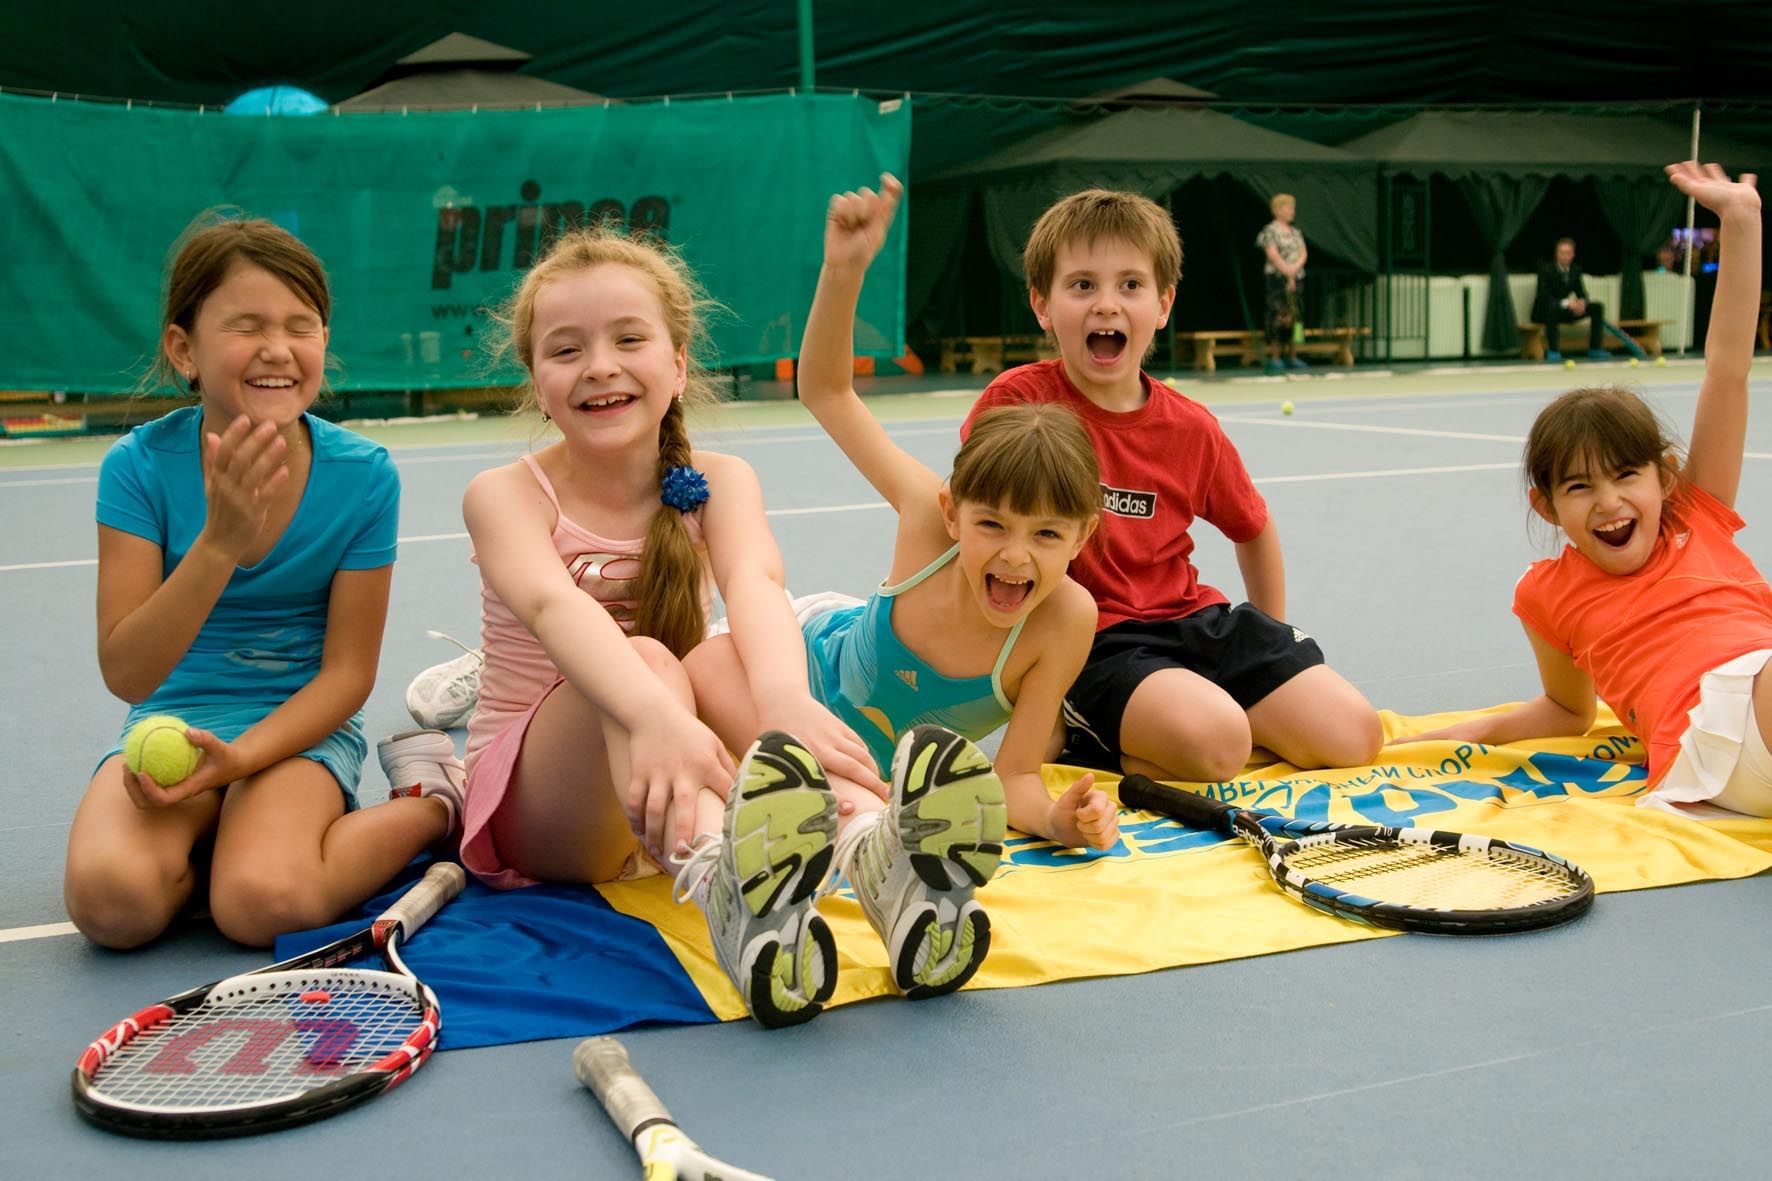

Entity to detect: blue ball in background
[223,85,329,116]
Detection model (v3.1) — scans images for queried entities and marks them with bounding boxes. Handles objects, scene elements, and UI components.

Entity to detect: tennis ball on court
[1563,358,1577,369]
[1628,357,1640,367]
[124,715,201,786]
[1280,401,1295,415]
[1656,355,1668,366]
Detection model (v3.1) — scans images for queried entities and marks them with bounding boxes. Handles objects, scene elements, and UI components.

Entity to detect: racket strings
[1280,839,1579,910]
[90,971,426,1111]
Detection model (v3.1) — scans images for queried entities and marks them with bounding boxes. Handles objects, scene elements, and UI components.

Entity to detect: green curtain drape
[1459,174,1551,352]
[1594,176,1685,320]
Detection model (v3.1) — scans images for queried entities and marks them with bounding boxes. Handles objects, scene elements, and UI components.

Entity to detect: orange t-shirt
[1513,484,1772,780]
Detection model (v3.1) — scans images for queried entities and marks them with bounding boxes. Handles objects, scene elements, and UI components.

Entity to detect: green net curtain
[0,92,910,393]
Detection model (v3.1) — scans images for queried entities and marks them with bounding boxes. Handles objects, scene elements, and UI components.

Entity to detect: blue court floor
[5,357,1771,1179]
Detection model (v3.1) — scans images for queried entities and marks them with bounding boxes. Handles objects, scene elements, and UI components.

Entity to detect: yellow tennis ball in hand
[124,715,202,786]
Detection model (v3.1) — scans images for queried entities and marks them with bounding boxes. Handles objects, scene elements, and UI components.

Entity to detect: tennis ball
[1563,358,1577,369]
[1655,355,1668,366]
[1628,357,1640,367]
[124,715,201,786]
[1280,401,1295,415]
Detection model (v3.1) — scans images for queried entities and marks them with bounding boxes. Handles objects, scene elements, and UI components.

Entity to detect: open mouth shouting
[984,572,1034,613]
[1592,517,1636,548]
[1087,329,1128,365]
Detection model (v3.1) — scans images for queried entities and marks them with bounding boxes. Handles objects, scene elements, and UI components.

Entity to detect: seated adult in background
[1532,237,1609,361]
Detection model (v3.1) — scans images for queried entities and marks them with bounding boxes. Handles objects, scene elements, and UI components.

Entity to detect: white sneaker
[404,630,483,730]
[378,728,467,837]
[674,731,839,1029]
[834,725,1006,999]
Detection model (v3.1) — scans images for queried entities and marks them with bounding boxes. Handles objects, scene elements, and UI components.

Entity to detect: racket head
[72,967,439,1138]
[70,863,464,1138]
[1116,774,1595,935]
[1260,824,1596,934]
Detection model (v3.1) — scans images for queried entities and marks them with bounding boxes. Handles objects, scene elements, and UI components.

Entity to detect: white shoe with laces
[832,725,1006,999]
[404,630,483,730]
[377,728,467,839]
[673,730,839,1029]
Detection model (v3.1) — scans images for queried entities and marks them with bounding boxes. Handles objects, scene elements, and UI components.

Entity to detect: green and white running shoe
[835,725,1007,1000]
[674,731,839,1029]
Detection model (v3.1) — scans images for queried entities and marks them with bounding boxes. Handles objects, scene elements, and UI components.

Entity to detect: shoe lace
[670,834,722,905]
[425,629,484,667]
[821,810,883,900]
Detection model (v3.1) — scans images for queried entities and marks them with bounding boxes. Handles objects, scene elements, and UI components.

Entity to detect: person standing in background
[1256,194,1307,375]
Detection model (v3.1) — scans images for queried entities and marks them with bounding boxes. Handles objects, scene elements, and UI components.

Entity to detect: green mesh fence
[0,92,909,393]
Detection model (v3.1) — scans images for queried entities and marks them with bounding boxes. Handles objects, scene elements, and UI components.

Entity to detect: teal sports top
[802,544,1026,774]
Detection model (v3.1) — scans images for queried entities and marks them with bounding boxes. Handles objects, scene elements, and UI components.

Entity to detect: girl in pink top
[1411,162,1772,816]
[452,227,887,1028]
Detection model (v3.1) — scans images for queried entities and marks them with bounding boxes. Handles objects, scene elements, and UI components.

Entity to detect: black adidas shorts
[1060,603,1326,768]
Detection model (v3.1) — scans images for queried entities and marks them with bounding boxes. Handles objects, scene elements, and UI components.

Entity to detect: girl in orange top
[1410,162,1772,816]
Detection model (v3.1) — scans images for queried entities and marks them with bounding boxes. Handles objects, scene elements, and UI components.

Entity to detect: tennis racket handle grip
[575,1037,674,1139]
[382,862,468,935]
[1117,775,1237,831]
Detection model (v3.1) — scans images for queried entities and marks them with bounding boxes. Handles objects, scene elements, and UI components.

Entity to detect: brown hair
[494,226,717,658]
[1525,386,1683,515]
[1022,189,1182,298]
[952,404,1101,524]
[149,214,332,393]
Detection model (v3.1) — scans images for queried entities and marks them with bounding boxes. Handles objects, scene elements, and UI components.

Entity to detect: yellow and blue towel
[277,707,1772,1048]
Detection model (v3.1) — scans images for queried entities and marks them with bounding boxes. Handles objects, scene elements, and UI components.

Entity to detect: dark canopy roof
[941,105,1368,181]
[339,33,610,111]
[1341,111,1767,177]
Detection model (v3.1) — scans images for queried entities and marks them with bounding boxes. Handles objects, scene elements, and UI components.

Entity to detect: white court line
[0,557,100,572]
[0,475,99,488]
[1256,462,1517,484]
[1223,416,1525,444]
[0,921,79,944]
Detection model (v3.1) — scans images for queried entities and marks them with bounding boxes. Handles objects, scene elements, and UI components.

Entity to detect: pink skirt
[460,679,660,890]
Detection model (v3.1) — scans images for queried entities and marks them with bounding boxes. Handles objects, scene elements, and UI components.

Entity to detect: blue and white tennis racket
[1117,774,1593,934]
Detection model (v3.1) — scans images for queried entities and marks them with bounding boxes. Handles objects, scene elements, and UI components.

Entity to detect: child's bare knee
[208,870,325,948]
[64,861,179,949]
[630,635,693,700]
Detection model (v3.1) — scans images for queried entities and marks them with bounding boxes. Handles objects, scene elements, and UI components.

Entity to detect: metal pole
[1677,104,1701,355]
[797,0,815,93]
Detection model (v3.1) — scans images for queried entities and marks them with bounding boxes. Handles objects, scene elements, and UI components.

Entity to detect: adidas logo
[895,669,918,691]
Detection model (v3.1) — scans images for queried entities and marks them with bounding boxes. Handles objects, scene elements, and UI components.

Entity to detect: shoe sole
[887,726,1008,1000]
[726,731,840,1028]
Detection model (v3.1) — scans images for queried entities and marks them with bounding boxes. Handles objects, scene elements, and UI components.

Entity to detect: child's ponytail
[635,397,709,657]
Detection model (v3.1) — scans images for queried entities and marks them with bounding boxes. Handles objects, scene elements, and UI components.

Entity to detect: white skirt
[705,589,866,637]
[1640,648,1772,818]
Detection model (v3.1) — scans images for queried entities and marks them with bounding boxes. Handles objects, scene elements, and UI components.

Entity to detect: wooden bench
[936,335,1057,375]
[1175,326,1369,373]
[1518,319,1667,361]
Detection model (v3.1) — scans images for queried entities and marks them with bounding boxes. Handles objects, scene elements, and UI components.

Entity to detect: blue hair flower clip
[660,465,710,512]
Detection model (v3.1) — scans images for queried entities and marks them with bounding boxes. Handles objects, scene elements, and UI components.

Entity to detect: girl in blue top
[685,177,1116,1000]
[64,218,455,949]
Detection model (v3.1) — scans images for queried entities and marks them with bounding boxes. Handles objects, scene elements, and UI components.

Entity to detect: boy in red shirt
[963,189,1382,781]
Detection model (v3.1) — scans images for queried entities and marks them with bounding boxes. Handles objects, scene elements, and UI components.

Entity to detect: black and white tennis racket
[575,1036,776,1181]
[1117,774,1594,934]
[72,861,466,1138]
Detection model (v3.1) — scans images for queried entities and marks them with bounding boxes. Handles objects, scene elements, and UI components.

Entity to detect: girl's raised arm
[1670,161,1762,509]
[798,174,941,515]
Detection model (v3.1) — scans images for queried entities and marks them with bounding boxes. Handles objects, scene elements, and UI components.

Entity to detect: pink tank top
[466,452,710,772]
